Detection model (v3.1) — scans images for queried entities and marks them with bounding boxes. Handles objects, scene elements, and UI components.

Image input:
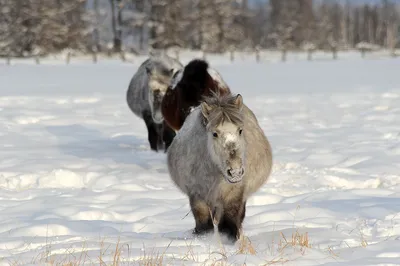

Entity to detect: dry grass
[137,248,164,266]
[237,233,257,255]
[279,231,311,249]
[255,230,312,266]
[277,230,311,257]
[327,245,340,258]
[360,238,368,248]
[5,227,315,266]
[359,227,369,248]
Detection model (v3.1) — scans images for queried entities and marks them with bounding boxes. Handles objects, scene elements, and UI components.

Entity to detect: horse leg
[155,123,165,151]
[218,197,245,243]
[162,122,176,152]
[142,111,159,151]
[189,197,214,235]
[240,201,246,224]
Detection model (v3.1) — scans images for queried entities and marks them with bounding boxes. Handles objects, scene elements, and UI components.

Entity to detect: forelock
[150,60,173,78]
[148,66,171,89]
[149,77,168,92]
[203,93,243,130]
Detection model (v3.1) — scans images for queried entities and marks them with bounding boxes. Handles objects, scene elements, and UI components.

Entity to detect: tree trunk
[281,48,287,62]
[116,0,123,51]
[307,50,312,61]
[387,22,398,57]
[255,47,260,63]
[332,47,338,59]
[93,0,101,52]
[217,16,224,52]
[109,0,121,52]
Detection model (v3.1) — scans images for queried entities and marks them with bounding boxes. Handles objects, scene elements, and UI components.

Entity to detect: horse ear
[234,94,243,110]
[201,102,213,119]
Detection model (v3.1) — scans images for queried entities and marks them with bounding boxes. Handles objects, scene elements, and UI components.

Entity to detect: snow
[0,54,400,265]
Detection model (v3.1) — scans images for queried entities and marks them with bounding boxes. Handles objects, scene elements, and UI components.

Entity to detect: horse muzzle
[152,112,164,123]
[226,167,245,183]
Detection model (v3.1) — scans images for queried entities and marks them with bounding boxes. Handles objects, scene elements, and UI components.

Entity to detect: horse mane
[177,59,210,102]
[161,58,231,131]
[202,92,244,130]
[181,59,210,88]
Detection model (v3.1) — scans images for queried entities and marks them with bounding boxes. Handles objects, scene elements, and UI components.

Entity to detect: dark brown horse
[161,59,231,132]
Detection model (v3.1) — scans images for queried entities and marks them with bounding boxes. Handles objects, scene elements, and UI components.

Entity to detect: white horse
[126,55,182,152]
[167,92,273,242]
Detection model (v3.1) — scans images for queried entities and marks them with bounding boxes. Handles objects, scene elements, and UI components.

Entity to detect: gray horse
[126,55,182,152]
[167,93,273,242]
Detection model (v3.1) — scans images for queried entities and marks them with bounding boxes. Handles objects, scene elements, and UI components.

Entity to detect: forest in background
[0,0,399,58]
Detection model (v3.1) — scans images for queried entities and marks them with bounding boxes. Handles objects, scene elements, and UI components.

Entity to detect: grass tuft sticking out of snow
[5,230,314,265]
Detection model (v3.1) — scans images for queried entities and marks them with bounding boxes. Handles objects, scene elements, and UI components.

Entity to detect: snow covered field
[0,55,399,265]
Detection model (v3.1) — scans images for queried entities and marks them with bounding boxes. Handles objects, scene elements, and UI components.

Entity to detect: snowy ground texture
[1,52,400,265]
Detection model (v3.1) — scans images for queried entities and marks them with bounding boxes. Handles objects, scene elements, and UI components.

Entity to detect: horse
[161,59,231,132]
[167,92,273,242]
[126,55,183,152]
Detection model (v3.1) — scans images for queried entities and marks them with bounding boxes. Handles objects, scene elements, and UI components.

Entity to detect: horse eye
[239,129,243,135]
[212,132,218,138]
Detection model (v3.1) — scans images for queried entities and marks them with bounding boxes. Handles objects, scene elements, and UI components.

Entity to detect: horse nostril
[227,169,232,177]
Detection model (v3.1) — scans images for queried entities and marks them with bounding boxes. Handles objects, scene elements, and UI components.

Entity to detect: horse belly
[127,73,150,118]
[243,153,272,198]
[175,170,216,198]
[167,153,217,201]
[166,143,191,195]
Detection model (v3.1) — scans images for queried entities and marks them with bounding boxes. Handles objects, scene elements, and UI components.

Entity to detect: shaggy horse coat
[161,59,231,132]
[126,56,182,152]
[167,93,273,242]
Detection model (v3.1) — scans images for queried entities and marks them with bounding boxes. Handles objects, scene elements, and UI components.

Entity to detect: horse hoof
[219,232,239,245]
[164,145,170,153]
[192,227,214,236]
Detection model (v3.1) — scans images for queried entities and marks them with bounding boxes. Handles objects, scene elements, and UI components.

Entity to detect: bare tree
[150,0,186,50]
[1,0,399,57]
[93,0,101,51]
[108,0,122,52]
[0,0,89,57]
[185,0,246,53]
[131,0,148,51]
[249,2,270,48]
[270,0,300,61]
[316,2,342,59]
[386,2,399,56]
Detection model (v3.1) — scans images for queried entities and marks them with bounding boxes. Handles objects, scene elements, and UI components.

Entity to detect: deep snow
[0,54,399,265]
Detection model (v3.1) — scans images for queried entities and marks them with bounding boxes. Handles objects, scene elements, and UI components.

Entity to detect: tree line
[0,0,399,57]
